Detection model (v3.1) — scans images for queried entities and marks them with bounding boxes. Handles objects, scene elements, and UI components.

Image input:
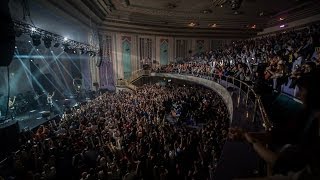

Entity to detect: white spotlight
[15,46,17,49]
[36,49,39,51]
[64,37,68,41]
[31,27,36,32]
[28,40,31,43]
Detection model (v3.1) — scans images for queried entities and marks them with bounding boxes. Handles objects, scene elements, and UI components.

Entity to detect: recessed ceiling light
[220,5,223,8]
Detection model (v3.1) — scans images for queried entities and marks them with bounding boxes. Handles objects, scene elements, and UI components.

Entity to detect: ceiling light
[251,24,256,29]
[31,27,36,32]
[280,24,287,28]
[230,0,243,10]
[259,12,264,16]
[279,17,285,21]
[188,22,198,27]
[233,11,240,15]
[64,37,68,41]
[15,46,17,49]
[209,23,217,28]
[220,5,223,8]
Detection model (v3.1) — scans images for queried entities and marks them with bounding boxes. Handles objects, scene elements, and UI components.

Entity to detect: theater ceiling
[38,0,320,38]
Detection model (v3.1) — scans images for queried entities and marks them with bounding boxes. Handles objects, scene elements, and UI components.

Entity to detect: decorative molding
[122,36,131,42]
[160,39,168,44]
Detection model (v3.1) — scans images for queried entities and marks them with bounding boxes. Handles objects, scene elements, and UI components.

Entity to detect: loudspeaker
[0,0,15,67]
[0,121,20,160]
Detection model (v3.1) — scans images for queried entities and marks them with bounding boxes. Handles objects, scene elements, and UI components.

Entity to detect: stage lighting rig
[53,42,60,48]
[30,34,41,46]
[43,36,53,48]
[13,20,99,55]
[80,48,85,55]
[230,0,243,10]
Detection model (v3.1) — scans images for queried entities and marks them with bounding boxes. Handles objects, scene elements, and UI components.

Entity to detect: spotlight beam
[34,49,66,91]
[51,51,73,94]
[15,54,48,97]
[54,59,76,94]
[65,53,91,90]
[30,60,64,96]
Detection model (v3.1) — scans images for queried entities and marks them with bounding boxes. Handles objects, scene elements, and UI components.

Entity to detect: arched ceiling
[37,0,320,38]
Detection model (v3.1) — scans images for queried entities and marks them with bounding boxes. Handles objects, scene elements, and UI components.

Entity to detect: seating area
[155,22,320,100]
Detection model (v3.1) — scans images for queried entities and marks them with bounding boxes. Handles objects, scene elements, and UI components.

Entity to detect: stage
[0,97,85,131]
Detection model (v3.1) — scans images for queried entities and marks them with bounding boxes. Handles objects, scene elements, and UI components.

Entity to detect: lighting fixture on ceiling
[188,22,199,27]
[259,12,264,16]
[251,24,256,29]
[30,34,41,46]
[279,17,285,21]
[280,24,287,28]
[43,36,53,48]
[80,48,85,55]
[202,9,213,14]
[230,0,243,10]
[233,11,240,15]
[14,20,99,55]
[53,42,60,48]
[209,23,217,28]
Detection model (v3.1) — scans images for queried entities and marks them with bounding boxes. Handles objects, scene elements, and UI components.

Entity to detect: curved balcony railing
[126,69,273,131]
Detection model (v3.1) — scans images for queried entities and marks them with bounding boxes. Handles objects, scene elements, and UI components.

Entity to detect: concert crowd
[155,23,320,96]
[4,84,229,180]
[1,22,320,180]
